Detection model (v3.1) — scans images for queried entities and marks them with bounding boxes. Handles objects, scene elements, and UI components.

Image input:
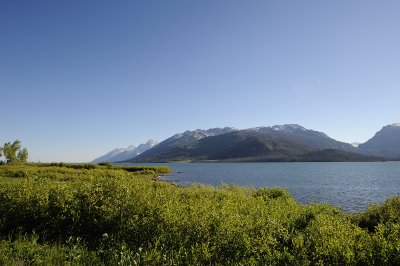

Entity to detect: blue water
[122,162,400,212]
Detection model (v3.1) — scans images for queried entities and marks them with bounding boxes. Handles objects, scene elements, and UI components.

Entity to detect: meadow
[0,163,400,265]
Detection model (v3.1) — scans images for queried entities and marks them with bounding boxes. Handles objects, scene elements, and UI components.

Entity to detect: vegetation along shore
[0,163,400,265]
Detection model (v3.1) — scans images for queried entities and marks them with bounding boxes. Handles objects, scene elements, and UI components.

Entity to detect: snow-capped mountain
[135,139,159,154]
[92,148,127,163]
[129,124,363,163]
[92,139,159,163]
[93,123,400,163]
[129,124,381,163]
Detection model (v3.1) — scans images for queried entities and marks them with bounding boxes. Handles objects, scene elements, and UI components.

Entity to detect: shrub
[98,162,113,168]
[356,196,400,232]
[252,187,291,200]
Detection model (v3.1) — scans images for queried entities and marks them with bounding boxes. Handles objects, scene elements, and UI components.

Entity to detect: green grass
[0,163,400,265]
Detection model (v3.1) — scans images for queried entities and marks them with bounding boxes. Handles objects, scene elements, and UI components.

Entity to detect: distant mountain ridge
[92,139,158,163]
[94,123,400,163]
[129,124,377,163]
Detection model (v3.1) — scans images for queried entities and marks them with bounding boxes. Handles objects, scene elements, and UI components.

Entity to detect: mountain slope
[297,149,383,162]
[92,139,158,163]
[131,124,366,162]
[250,124,356,152]
[195,130,315,161]
[131,130,314,162]
[130,127,237,162]
[358,123,400,158]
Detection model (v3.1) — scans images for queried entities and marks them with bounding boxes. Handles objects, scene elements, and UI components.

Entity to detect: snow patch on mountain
[351,142,360,148]
[249,124,308,133]
[272,124,307,131]
[171,127,237,141]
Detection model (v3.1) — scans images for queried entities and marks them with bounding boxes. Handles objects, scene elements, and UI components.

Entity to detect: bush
[355,196,400,232]
[0,234,99,265]
[252,187,291,200]
[98,162,113,168]
[118,165,171,174]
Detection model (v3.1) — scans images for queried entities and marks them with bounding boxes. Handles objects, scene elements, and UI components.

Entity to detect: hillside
[131,127,237,162]
[296,149,384,162]
[251,124,356,152]
[358,123,400,159]
[131,128,377,163]
[128,124,380,162]
[133,130,314,162]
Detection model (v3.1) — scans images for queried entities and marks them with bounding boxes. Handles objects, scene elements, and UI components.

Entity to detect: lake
[122,162,400,212]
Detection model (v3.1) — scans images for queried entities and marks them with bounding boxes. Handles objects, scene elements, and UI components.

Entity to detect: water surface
[123,162,400,212]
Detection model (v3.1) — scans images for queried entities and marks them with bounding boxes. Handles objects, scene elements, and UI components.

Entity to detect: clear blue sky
[1,0,399,162]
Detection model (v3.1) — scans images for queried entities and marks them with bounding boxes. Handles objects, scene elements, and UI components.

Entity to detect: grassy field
[0,163,400,265]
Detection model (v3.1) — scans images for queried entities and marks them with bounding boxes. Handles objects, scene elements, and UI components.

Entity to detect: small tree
[2,140,28,164]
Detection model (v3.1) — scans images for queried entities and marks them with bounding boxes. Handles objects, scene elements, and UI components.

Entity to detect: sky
[1,0,399,162]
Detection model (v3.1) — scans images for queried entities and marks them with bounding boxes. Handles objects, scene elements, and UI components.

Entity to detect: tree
[18,148,29,163]
[3,141,17,163]
[2,140,28,164]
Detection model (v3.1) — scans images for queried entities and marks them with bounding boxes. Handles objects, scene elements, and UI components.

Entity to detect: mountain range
[93,123,400,163]
[92,139,159,163]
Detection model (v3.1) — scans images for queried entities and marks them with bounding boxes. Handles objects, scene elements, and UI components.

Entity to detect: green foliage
[2,141,19,163]
[117,165,171,174]
[98,161,113,168]
[252,187,291,200]
[355,196,400,232]
[31,162,171,175]
[0,163,399,264]
[0,234,99,265]
[1,140,28,164]
[17,148,28,163]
